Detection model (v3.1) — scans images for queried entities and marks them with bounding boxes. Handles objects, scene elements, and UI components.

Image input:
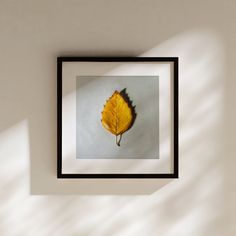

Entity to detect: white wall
[0,0,235,235]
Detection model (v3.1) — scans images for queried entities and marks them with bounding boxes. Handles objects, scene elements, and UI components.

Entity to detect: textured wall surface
[0,0,235,235]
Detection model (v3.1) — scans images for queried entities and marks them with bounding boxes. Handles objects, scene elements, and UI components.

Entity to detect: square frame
[57,57,178,178]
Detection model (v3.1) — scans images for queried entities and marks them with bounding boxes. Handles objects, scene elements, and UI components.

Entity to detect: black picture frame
[57,57,178,178]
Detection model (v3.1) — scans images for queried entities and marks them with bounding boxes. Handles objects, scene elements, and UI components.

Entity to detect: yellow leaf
[101,90,136,146]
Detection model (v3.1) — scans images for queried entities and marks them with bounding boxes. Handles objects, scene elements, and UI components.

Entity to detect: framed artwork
[57,57,178,178]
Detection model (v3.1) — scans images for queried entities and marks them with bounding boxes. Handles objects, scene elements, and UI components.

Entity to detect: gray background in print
[76,76,159,159]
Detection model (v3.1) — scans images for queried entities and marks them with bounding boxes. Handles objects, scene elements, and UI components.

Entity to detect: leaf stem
[116,134,122,146]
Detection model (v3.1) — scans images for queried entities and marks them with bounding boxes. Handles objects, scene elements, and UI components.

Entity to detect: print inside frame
[58,57,178,178]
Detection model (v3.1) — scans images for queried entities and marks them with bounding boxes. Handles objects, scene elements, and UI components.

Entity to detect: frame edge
[57,57,179,179]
